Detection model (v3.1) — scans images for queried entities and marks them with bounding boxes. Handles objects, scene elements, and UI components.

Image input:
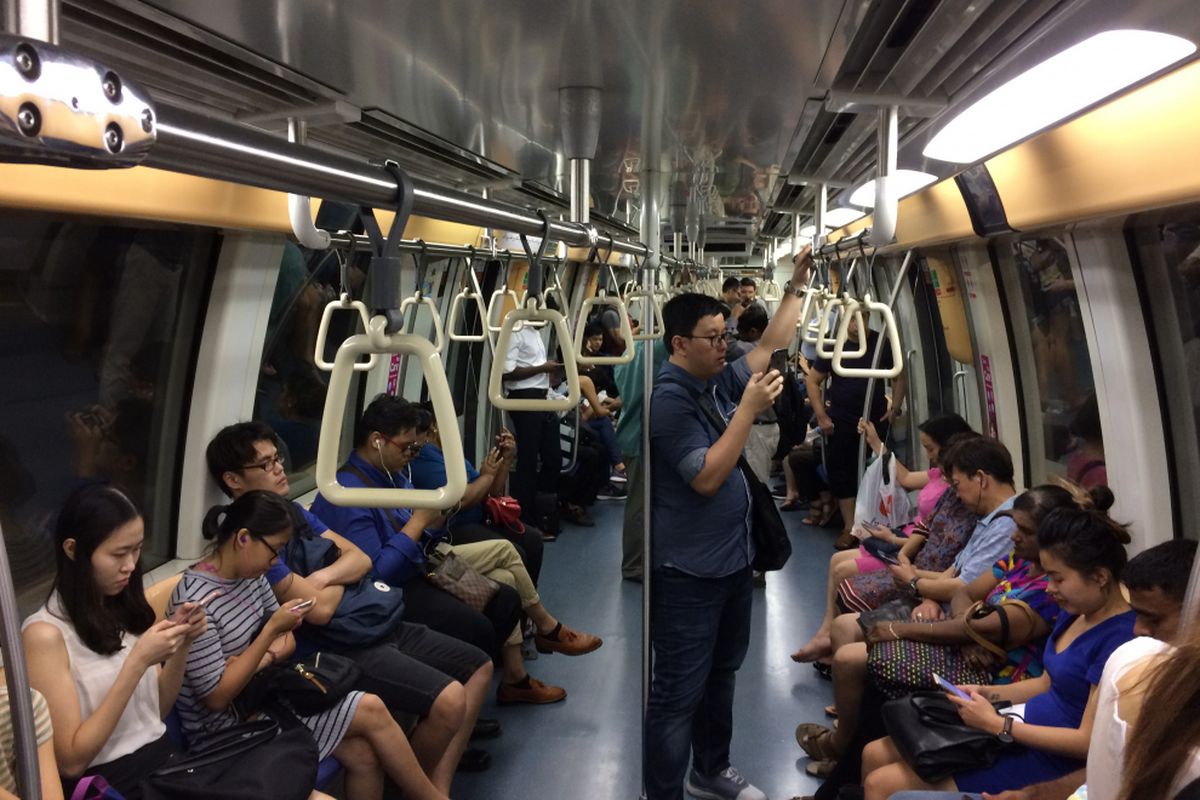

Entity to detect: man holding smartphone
[644,247,812,800]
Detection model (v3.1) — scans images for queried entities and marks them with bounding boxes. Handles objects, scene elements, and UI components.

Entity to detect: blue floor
[455,498,841,800]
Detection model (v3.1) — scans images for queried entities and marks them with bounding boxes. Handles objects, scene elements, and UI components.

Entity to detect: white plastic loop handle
[761,280,782,302]
[831,297,869,363]
[489,301,581,411]
[315,294,379,372]
[816,295,865,359]
[797,284,820,334]
[626,290,666,341]
[399,293,446,354]
[447,288,489,343]
[832,295,904,379]
[316,316,467,509]
[487,287,520,334]
[574,292,635,365]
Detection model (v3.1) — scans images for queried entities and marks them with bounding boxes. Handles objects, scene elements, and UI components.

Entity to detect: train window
[254,243,369,493]
[0,213,216,613]
[1001,237,1106,487]
[1131,214,1200,540]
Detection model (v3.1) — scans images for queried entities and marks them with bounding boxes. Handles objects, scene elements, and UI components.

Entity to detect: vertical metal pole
[3,0,59,43]
[639,159,662,800]
[0,522,41,799]
[569,158,590,224]
[857,250,914,476]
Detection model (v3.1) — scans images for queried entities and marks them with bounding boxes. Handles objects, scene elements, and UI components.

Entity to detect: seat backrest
[145,573,182,621]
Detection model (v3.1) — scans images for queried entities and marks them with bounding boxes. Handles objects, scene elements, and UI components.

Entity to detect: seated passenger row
[17,396,603,800]
[788,427,1200,800]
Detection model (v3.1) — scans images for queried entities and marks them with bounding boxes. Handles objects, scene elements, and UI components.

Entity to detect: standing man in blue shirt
[644,246,812,800]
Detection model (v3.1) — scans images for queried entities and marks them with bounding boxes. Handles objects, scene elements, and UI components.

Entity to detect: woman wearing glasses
[170,490,452,800]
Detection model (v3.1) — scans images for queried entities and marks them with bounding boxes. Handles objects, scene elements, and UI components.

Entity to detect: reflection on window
[255,243,368,486]
[1011,238,1105,486]
[0,214,215,613]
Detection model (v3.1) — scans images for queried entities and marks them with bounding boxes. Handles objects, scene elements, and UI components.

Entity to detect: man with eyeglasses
[643,246,812,800]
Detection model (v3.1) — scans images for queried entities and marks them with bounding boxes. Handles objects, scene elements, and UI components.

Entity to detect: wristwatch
[908,576,922,598]
[782,281,803,297]
[997,714,1016,744]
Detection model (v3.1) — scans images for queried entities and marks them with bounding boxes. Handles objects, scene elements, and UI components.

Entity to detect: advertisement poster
[980,354,998,438]
[387,354,401,395]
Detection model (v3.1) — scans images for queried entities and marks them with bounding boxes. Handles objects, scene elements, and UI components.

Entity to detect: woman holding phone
[22,484,206,799]
[170,491,451,800]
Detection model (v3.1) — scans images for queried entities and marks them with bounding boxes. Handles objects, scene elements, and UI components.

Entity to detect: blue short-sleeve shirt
[649,356,754,577]
[409,444,483,525]
[953,494,1019,584]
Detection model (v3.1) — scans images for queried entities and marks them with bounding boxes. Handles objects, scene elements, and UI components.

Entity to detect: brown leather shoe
[496,676,566,705]
[833,531,858,550]
[535,623,603,656]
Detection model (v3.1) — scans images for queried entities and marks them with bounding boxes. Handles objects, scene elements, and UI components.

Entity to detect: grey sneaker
[685,766,768,800]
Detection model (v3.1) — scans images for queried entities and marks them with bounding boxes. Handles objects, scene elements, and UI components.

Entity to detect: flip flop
[780,499,803,511]
[805,760,836,779]
[824,704,837,718]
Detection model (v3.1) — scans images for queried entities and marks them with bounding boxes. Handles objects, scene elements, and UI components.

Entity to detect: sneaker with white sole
[685,766,768,800]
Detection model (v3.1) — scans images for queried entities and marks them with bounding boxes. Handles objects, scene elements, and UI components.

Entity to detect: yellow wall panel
[988,60,1200,229]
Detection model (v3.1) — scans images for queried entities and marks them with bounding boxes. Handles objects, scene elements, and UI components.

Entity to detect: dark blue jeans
[644,566,753,800]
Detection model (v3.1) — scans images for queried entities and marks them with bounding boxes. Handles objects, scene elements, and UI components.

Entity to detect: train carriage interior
[3,1,1200,798]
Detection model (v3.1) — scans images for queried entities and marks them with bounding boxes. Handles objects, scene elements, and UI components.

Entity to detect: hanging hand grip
[399,292,446,353]
[833,295,903,379]
[626,289,665,341]
[317,317,467,509]
[488,301,581,411]
[761,280,782,301]
[831,297,870,365]
[487,287,520,334]
[314,294,379,372]
[575,291,635,365]
[447,288,489,343]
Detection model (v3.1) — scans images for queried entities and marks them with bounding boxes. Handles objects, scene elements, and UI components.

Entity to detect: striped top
[23,595,165,766]
[169,569,361,760]
[0,685,52,794]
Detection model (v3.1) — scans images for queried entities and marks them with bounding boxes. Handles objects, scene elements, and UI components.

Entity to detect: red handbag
[484,495,525,535]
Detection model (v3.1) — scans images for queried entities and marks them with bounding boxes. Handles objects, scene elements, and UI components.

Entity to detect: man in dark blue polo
[644,247,813,800]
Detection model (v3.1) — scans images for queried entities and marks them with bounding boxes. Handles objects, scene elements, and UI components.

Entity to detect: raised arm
[690,373,782,496]
[745,246,813,374]
[860,419,928,491]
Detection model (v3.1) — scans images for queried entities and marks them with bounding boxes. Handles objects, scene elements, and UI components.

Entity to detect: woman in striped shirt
[169,490,449,800]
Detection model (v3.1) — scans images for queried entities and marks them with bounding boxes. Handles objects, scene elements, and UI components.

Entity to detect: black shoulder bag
[658,377,792,571]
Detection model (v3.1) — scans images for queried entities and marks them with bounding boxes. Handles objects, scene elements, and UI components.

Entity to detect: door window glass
[0,214,216,613]
[1007,238,1105,487]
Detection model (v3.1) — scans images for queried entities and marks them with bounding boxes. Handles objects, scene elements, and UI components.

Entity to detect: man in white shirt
[503,322,563,530]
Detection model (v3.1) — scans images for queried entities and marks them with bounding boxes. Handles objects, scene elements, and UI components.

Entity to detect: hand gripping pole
[575,289,635,365]
[832,294,903,379]
[316,316,467,509]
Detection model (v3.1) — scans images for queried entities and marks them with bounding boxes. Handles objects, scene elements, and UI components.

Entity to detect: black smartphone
[768,348,789,375]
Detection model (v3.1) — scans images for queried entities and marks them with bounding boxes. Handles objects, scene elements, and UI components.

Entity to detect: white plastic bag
[852,452,913,538]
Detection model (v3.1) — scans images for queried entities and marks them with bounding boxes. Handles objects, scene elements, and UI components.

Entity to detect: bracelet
[887,622,898,640]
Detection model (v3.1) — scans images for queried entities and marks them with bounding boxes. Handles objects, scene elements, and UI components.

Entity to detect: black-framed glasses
[257,537,281,559]
[381,435,424,456]
[241,453,285,473]
[682,331,731,348]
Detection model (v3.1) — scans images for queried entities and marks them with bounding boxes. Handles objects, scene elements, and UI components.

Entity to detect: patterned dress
[839,487,978,611]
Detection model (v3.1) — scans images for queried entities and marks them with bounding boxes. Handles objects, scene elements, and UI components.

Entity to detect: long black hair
[1037,505,1131,583]
[201,490,296,548]
[51,483,155,656]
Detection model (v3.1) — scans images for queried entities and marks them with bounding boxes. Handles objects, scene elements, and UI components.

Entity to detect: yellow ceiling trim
[0,162,482,244]
[987,59,1200,230]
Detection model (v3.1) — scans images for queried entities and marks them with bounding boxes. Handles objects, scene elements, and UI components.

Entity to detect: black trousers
[400,573,521,659]
[507,390,561,523]
[560,430,609,507]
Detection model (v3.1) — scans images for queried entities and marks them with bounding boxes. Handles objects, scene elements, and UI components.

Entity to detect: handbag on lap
[882,690,1016,783]
[425,547,501,611]
[140,716,318,800]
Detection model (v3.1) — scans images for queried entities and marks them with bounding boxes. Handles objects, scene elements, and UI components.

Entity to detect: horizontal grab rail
[316,316,467,509]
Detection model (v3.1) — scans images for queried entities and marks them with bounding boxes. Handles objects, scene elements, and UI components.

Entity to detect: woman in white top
[1114,616,1200,800]
[21,484,206,799]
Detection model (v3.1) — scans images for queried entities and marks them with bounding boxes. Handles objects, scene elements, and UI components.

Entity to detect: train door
[921,249,986,436]
[952,243,1026,488]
